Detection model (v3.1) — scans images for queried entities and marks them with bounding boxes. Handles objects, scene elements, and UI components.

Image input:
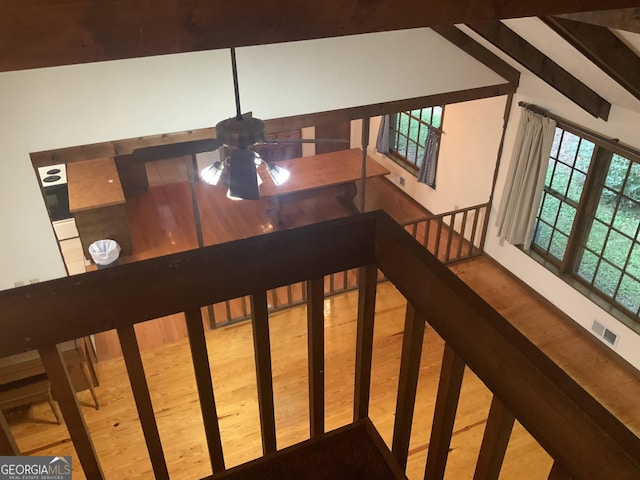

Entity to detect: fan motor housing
[215,116,266,149]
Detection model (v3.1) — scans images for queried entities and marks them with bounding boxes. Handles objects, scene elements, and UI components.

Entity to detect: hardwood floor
[6,280,553,480]
[6,158,637,479]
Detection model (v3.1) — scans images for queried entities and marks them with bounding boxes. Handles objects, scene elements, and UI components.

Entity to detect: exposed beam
[1,1,639,72]
[555,8,640,33]
[431,26,520,87]
[468,22,611,120]
[30,83,514,166]
[542,16,640,103]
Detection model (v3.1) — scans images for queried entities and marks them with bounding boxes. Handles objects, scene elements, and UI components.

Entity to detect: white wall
[0,28,505,291]
[485,73,640,370]
[351,96,507,214]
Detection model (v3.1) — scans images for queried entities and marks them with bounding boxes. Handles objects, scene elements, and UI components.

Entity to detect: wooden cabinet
[68,158,133,259]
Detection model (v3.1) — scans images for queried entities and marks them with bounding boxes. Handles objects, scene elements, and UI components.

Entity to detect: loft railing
[1,212,638,480]
[209,203,489,327]
[403,202,490,265]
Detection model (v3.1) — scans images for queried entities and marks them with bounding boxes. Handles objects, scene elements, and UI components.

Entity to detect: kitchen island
[67,158,133,259]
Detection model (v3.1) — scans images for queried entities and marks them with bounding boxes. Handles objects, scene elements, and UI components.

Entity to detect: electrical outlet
[399,176,405,187]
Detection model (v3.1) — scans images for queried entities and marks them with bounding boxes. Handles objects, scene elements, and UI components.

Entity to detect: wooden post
[473,396,515,480]
[117,324,170,480]
[185,308,226,473]
[424,343,466,480]
[360,117,370,212]
[353,263,378,421]
[0,410,19,455]
[40,344,105,479]
[251,291,277,454]
[307,277,325,437]
[392,303,426,470]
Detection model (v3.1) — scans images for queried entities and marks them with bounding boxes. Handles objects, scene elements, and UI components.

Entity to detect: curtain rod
[518,101,640,163]
[518,101,552,118]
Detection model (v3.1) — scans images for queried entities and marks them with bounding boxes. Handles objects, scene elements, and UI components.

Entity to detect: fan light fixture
[200,161,223,186]
[200,152,290,200]
[267,163,290,186]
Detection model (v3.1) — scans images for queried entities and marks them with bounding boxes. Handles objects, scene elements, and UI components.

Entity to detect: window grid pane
[531,122,640,322]
[573,151,640,319]
[389,106,443,171]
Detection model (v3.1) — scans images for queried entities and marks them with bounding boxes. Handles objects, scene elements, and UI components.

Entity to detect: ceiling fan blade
[132,138,222,161]
[261,138,350,145]
[228,149,260,200]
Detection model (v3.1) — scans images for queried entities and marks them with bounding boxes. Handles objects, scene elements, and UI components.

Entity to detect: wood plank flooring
[6,158,636,479]
[5,279,553,480]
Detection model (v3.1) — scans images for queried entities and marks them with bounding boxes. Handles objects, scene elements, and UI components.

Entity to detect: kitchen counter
[67,158,133,258]
[68,158,126,212]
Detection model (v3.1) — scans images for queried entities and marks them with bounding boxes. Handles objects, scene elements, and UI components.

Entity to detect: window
[532,124,640,324]
[388,107,443,183]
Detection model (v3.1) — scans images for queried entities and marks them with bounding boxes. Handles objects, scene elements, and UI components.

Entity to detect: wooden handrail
[375,212,640,480]
[0,214,376,358]
[0,211,637,480]
[403,202,489,264]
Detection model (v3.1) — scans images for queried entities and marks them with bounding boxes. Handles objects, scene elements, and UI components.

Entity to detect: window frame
[386,106,444,186]
[529,119,640,329]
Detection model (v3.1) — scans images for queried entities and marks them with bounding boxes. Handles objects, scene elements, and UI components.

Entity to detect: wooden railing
[1,212,638,480]
[209,203,489,327]
[403,203,490,265]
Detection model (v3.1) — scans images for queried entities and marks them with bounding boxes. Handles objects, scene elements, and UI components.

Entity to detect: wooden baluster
[286,284,293,305]
[392,303,426,470]
[424,343,465,480]
[473,396,515,480]
[270,288,278,309]
[342,270,348,290]
[444,213,455,263]
[329,272,335,293]
[251,291,277,454]
[354,264,378,421]
[307,277,325,437]
[207,304,217,329]
[39,344,105,479]
[185,308,226,473]
[456,210,469,260]
[225,300,232,322]
[434,218,444,260]
[479,204,491,254]
[241,295,248,317]
[469,207,481,257]
[117,324,170,480]
[0,410,19,455]
[411,221,418,239]
[548,461,572,480]
[423,219,431,250]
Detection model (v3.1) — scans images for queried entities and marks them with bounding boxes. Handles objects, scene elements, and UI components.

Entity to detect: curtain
[495,109,557,249]
[376,114,391,154]
[417,125,441,186]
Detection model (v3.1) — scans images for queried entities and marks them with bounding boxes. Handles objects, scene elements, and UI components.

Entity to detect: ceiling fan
[132,48,349,200]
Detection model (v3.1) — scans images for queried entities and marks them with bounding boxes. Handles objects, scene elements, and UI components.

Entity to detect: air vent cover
[591,319,619,349]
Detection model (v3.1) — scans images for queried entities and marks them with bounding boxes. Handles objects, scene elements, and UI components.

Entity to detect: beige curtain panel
[496,109,556,249]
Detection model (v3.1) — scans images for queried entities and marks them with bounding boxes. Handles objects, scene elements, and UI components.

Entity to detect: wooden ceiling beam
[542,17,640,103]
[1,1,639,72]
[468,22,611,120]
[555,8,640,33]
[431,26,520,87]
[31,83,514,166]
